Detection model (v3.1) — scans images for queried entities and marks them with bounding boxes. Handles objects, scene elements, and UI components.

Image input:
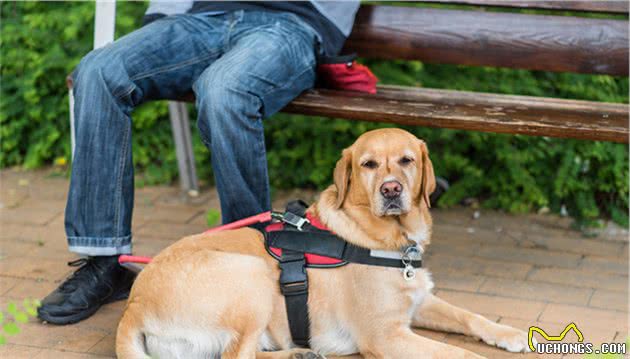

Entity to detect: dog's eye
[361,160,378,169]
[399,156,414,165]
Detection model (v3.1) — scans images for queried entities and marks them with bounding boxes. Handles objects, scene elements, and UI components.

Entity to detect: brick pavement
[0,168,627,358]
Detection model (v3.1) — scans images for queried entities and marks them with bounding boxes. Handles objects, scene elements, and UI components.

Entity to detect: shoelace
[67,258,89,267]
[59,258,99,292]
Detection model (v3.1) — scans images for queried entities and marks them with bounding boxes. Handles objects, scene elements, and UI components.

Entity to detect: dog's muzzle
[380,180,403,215]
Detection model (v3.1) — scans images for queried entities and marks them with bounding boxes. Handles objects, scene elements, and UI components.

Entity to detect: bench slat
[282,86,629,143]
[421,1,629,14]
[345,5,629,76]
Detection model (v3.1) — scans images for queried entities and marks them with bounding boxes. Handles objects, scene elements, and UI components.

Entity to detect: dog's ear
[418,140,436,208]
[333,148,352,209]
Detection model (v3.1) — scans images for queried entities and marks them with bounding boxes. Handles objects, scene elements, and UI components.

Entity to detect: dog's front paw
[488,324,532,353]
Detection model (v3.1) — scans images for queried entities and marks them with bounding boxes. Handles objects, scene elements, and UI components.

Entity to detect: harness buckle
[280,279,309,296]
[279,254,308,296]
[281,211,310,231]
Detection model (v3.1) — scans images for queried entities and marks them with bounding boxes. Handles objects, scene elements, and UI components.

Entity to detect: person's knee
[73,48,130,98]
[195,70,250,110]
[194,71,263,144]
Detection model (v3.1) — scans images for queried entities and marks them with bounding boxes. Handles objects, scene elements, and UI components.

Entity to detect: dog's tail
[116,308,147,359]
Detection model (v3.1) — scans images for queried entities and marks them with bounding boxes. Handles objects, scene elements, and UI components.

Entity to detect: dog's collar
[369,246,422,262]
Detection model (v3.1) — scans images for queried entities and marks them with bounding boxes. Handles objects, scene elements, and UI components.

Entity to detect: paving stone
[475,245,582,268]
[431,208,475,227]
[52,329,108,353]
[0,207,61,226]
[539,304,627,333]
[25,180,69,201]
[134,186,170,206]
[432,272,486,292]
[74,302,123,334]
[132,237,177,257]
[5,278,59,300]
[188,210,218,226]
[0,238,74,260]
[87,333,116,357]
[33,348,109,358]
[479,278,594,306]
[436,289,547,321]
[157,189,221,210]
[425,253,533,280]
[527,267,628,292]
[589,289,628,312]
[0,257,71,281]
[0,223,62,241]
[134,221,208,240]
[0,188,29,209]
[579,256,629,275]
[43,214,66,233]
[0,343,42,358]
[424,241,483,258]
[620,243,629,260]
[0,275,20,295]
[520,233,626,258]
[7,198,66,212]
[7,321,106,351]
[432,224,509,246]
[133,205,205,225]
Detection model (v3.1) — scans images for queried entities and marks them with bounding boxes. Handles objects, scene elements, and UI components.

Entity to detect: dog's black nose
[380,181,402,199]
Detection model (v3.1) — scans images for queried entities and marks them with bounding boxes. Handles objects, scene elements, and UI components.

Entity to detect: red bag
[316,54,378,94]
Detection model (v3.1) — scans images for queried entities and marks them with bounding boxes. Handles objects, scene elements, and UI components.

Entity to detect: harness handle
[118,210,276,266]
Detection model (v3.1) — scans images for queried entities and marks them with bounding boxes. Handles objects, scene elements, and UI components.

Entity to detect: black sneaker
[37,255,136,325]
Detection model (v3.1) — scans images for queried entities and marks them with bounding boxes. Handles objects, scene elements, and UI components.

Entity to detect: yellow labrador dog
[116,128,531,359]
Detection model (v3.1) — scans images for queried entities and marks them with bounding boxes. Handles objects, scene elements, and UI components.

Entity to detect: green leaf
[13,312,28,324]
[3,322,20,336]
[6,303,17,315]
[206,209,221,227]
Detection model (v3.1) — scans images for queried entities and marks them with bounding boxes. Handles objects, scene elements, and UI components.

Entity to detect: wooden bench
[179,2,628,143]
[72,1,629,193]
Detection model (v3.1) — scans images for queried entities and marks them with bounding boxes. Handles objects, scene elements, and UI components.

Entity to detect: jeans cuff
[68,235,132,256]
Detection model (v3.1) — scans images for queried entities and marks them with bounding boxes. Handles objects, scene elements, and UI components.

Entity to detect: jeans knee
[194,72,263,144]
[73,48,130,99]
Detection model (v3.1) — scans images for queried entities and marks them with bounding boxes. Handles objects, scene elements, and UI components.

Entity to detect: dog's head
[333,128,436,217]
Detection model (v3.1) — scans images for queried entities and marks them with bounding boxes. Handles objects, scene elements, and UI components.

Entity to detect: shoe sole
[38,302,101,325]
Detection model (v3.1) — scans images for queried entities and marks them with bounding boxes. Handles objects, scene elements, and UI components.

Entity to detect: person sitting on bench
[37,0,360,325]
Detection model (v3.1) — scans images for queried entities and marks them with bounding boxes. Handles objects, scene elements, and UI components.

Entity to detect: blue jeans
[66,11,318,255]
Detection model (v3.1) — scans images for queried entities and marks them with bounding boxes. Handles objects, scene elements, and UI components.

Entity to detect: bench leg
[168,101,199,196]
[69,88,76,159]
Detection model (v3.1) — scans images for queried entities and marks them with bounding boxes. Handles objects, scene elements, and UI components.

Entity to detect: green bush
[1,2,628,228]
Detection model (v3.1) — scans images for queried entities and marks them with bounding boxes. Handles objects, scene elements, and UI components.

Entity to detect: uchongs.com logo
[528,323,627,355]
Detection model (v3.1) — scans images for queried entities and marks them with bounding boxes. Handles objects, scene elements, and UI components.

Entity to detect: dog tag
[403,264,416,281]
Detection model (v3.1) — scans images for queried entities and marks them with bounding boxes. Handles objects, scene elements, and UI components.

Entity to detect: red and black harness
[264,201,422,347]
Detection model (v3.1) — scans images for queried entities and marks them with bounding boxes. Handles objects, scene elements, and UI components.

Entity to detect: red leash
[118,211,273,266]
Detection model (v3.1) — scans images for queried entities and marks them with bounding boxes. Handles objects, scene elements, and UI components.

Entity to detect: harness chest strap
[264,201,422,348]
